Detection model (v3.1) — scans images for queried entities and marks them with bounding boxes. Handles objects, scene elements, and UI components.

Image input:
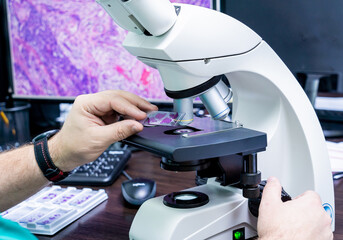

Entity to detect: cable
[122,170,132,180]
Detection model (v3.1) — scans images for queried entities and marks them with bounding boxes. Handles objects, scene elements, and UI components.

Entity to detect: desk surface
[37,151,343,240]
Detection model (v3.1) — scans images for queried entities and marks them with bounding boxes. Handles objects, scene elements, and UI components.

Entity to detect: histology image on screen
[6,0,211,101]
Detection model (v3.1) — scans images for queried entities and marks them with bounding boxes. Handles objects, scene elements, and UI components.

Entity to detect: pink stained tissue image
[155,113,168,120]
[161,117,172,124]
[6,0,211,100]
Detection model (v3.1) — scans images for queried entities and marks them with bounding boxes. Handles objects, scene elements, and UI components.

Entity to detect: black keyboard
[0,142,21,152]
[58,144,131,186]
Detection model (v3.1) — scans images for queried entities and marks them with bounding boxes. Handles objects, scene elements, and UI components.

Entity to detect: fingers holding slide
[75,90,158,120]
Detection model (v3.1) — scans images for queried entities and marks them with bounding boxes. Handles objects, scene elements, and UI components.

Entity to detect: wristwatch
[32,129,69,182]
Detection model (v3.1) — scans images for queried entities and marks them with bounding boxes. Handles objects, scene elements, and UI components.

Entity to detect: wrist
[48,133,76,172]
[32,130,71,182]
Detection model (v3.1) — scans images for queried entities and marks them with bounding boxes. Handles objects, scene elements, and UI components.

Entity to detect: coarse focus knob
[248,180,292,217]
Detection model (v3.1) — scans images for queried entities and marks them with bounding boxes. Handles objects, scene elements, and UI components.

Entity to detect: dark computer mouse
[121,178,156,206]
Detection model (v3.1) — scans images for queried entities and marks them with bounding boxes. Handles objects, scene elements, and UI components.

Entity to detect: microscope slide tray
[1,186,108,236]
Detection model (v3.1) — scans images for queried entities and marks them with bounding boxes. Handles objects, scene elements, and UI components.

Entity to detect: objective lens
[199,86,230,120]
[173,98,194,125]
[215,80,232,103]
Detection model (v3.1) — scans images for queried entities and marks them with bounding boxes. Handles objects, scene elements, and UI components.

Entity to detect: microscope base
[129,179,257,240]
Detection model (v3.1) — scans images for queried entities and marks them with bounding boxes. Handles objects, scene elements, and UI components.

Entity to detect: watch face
[33,130,59,143]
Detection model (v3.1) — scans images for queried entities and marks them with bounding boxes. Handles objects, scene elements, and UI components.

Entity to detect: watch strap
[33,130,69,182]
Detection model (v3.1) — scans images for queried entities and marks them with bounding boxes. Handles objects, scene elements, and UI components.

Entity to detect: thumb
[260,177,282,208]
[96,119,143,144]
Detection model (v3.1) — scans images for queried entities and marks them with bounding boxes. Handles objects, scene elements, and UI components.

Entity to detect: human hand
[257,177,333,240]
[49,90,158,171]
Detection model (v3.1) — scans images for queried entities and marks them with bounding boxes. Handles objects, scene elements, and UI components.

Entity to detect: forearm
[0,90,157,212]
[0,144,49,211]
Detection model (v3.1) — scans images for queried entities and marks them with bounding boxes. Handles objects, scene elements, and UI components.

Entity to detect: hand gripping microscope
[96,0,335,239]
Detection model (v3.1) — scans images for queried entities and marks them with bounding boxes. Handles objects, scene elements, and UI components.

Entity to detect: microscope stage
[123,117,267,162]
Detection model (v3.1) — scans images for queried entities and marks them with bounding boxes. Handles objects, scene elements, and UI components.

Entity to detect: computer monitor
[223,0,343,94]
[3,0,216,103]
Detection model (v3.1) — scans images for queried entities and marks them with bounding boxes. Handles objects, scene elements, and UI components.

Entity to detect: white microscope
[96,0,335,239]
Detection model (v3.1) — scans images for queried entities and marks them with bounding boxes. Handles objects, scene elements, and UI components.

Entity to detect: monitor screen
[5,0,213,102]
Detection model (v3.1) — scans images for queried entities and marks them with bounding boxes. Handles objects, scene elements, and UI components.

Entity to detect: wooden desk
[37,151,343,240]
